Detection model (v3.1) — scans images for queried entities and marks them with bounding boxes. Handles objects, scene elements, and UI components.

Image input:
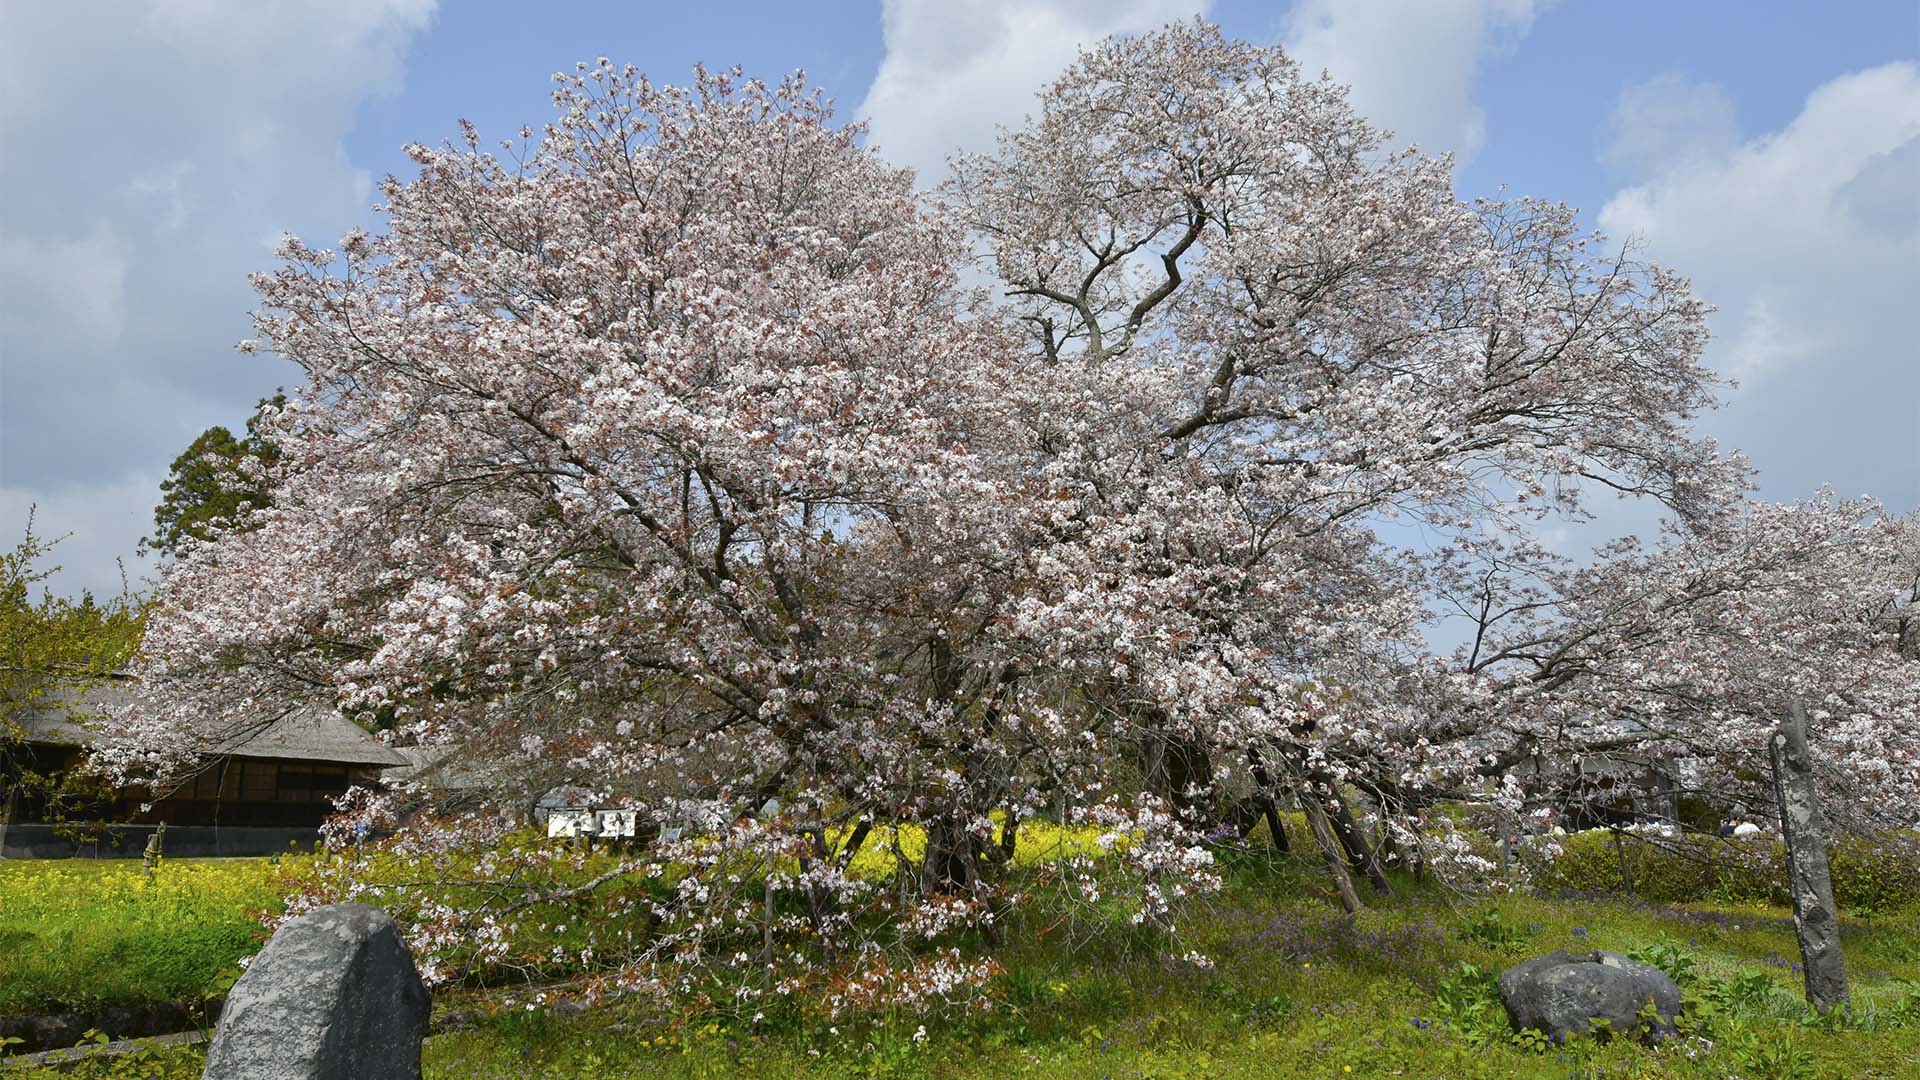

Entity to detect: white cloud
[0,471,166,600]
[857,0,1207,184]
[1599,63,1920,508]
[1601,74,1738,176]
[0,225,132,356]
[0,0,436,597]
[859,0,1541,177]
[1281,0,1539,162]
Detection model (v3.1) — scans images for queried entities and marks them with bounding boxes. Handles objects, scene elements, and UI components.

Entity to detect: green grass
[7,851,1918,1079]
[0,856,291,1015]
[402,861,1919,1079]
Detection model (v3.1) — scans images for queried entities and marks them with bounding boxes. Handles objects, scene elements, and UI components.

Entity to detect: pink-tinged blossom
[98,26,1914,1005]
[1448,496,1920,832]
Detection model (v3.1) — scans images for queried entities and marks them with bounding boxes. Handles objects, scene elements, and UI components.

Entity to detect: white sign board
[596,809,637,838]
[546,809,596,839]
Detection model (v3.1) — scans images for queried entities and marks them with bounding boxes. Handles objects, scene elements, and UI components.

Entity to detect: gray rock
[25,1013,84,1053]
[201,903,430,1080]
[96,1006,140,1040]
[1498,949,1682,1043]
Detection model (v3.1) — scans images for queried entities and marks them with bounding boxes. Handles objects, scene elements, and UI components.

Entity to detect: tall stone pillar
[1769,701,1849,1016]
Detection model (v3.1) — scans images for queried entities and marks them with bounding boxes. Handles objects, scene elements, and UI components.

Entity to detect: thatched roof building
[3,679,406,858]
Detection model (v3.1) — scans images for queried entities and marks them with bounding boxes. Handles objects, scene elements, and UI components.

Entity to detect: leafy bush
[1723,1023,1820,1080]
[1706,966,1793,1018]
[1432,961,1506,1046]
[1543,829,1920,912]
[1625,939,1698,987]
[5,1039,207,1080]
[1829,832,1920,913]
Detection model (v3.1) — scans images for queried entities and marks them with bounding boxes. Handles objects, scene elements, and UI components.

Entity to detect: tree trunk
[1770,701,1850,1016]
[920,814,981,896]
[1142,731,1165,801]
[0,780,17,856]
[1228,792,1292,853]
[1261,798,1291,854]
[1611,828,1635,896]
[799,828,833,956]
[835,817,874,871]
[1143,727,1216,826]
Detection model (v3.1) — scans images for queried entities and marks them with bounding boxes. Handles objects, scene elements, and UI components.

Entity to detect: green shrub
[1723,1023,1820,1080]
[1624,939,1698,987]
[5,1040,207,1080]
[1706,966,1794,1018]
[1432,961,1506,1046]
[1830,832,1920,913]
[1539,829,1713,903]
[1542,829,1919,912]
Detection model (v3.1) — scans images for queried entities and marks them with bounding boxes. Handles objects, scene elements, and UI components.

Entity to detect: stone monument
[201,903,430,1080]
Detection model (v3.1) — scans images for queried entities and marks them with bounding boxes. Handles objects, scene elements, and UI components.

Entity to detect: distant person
[1733,818,1763,838]
[1718,816,1738,838]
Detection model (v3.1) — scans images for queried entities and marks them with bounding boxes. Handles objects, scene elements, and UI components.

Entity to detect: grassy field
[4,850,1916,1079]
[0,856,289,1016]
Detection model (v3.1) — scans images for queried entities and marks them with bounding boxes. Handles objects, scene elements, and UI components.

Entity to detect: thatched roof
[380,745,493,791]
[9,681,409,769]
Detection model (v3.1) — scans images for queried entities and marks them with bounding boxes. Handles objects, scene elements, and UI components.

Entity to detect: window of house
[242,761,276,801]
[312,766,348,795]
[278,765,311,802]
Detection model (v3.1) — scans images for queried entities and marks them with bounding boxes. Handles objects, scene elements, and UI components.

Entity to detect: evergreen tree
[143,395,282,557]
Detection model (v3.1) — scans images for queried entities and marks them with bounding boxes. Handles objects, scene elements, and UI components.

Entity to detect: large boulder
[202,903,430,1080]
[1498,949,1682,1043]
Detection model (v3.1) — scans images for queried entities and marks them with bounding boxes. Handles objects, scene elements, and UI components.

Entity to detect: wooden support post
[762,873,776,988]
[1245,749,1291,853]
[1320,780,1392,896]
[1262,798,1291,854]
[1301,791,1363,914]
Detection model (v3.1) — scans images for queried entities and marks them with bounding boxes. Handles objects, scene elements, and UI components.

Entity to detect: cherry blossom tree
[1446,495,1920,835]
[103,62,1068,1003]
[940,20,1745,901]
[99,21,1900,1004]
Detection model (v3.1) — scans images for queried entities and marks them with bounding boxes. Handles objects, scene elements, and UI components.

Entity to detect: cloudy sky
[2,0,1915,597]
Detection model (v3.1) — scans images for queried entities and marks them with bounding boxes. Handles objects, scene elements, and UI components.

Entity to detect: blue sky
[2,1,1915,597]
